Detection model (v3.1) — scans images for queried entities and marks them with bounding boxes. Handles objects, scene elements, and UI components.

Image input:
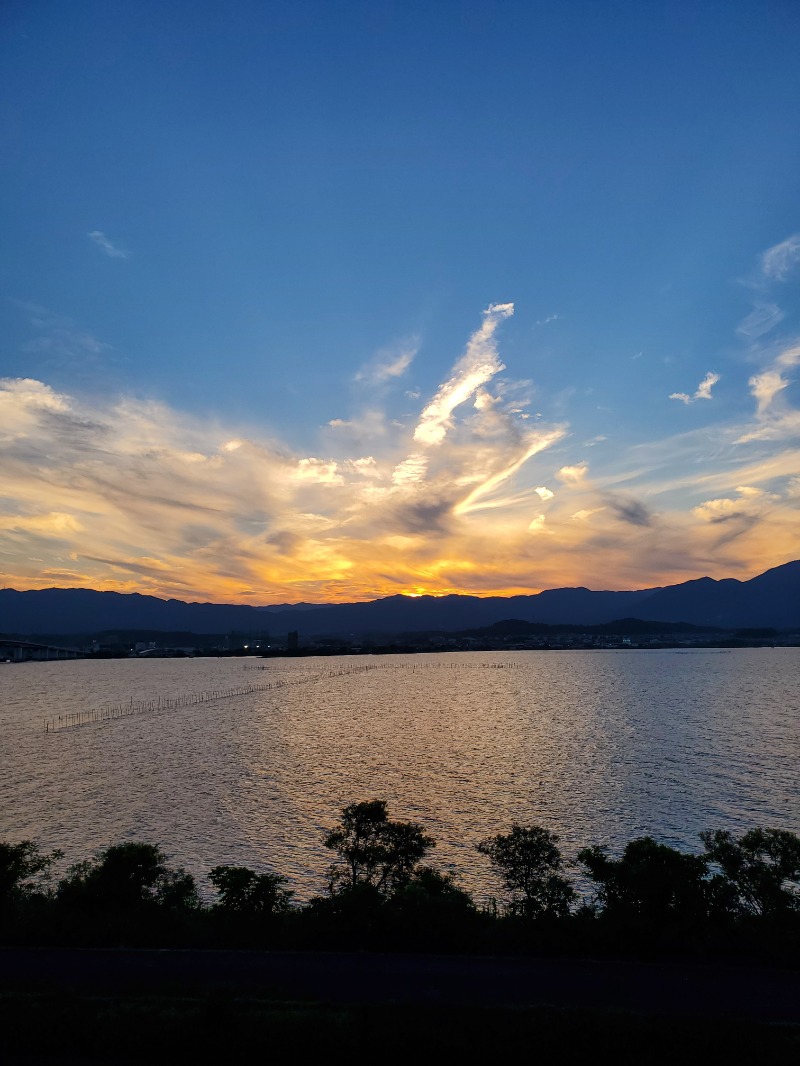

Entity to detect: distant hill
[256,602,334,613]
[1,561,798,638]
[0,589,267,637]
[627,561,800,628]
[456,617,718,638]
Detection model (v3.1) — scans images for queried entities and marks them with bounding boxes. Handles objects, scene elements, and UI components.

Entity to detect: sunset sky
[1,1,799,604]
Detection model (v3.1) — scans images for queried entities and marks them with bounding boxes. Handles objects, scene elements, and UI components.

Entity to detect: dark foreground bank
[5,946,800,1019]
[2,947,800,1064]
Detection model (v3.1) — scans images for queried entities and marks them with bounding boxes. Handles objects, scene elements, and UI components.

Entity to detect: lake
[2,650,798,901]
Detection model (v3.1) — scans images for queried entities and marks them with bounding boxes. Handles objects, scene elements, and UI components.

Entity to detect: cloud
[390,497,457,535]
[413,303,513,446]
[571,508,603,521]
[536,313,559,326]
[557,464,588,485]
[761,233,800,281]
[392,453,429,486]
[346,457,380,478]
[355,339,418,384]
[454,427,566,515]
[670,371,720,405]
[734,233,800,343]
[293,458,343,484]
[15,301,113,378]
[692,486,782,547]
[0,377,68,414]
[736,342,800,442]
[736,303,784,339]
[694,372,720,401]
[534,486,554,501]
[751,371,788,416]
[326,409,387,443]
[776,344,800,370]
[88,230,129,259]
[605,493,652,527]
[0,511,84,536]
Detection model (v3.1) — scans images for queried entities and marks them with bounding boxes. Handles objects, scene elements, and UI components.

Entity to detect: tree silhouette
[578,837,709,922]
[209,865,293,914]
[477,825,575,918]
[0,840,62,909]
[57,842,198,911]
[701,828,800,918]
[323,799,435,896]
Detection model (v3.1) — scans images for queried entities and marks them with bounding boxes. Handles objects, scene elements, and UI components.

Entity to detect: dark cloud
[707,510,746,524]
[181,524,226,549]
[605,493,652,527]
[41,409,110,442]
[712,514,760,546]
[391,496,456,534]
[266,530,302,556]
[82,555,193,584]
[39,569,88,583]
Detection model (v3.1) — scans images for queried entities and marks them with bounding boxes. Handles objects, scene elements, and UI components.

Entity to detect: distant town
[2,618,798,663]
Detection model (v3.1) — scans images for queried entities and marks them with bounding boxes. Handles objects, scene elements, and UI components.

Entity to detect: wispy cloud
[736,303,784,339]
[736,233,800,340]
[670,371,720,405]
[737,342,800,442]
[88,230,129,259]
[761,233,800,281]
[692,486,781,548]
[326,409,387,444]
[16,301,112,376]
[355,339,418,383]
[413,303,513,446]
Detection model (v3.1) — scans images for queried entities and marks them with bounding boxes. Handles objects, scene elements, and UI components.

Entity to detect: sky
[1,0,799,605]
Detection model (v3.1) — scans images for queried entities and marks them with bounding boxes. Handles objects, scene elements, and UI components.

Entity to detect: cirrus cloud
[88,230,129,259]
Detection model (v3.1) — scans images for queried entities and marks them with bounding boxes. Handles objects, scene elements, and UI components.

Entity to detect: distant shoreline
[4,639,799,664]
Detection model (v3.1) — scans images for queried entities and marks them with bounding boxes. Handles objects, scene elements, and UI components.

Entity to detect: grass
[2,990,799,1063]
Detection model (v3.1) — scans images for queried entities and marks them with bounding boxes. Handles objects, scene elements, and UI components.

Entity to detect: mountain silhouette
[1,561,798,639]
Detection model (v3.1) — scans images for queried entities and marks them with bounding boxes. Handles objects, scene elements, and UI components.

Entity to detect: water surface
[2,650,797,900]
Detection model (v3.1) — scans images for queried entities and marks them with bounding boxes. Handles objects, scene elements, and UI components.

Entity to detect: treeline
[2,801,799,959]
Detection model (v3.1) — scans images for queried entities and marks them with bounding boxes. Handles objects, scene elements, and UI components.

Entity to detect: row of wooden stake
[44,658,520,734]
[43,661,382,734]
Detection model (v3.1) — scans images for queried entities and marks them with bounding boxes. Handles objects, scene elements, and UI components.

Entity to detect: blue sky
[1,0,799,603]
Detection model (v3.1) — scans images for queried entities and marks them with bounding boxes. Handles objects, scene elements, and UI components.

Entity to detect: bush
[578,837,710,924]
[57,842,198,912]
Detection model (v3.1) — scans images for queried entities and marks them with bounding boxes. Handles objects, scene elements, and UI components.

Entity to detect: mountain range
[1,561,799,639]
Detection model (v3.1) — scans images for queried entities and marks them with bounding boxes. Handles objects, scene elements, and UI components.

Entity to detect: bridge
[0,639,82,662]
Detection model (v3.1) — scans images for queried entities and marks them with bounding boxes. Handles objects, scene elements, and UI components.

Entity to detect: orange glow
[2,324,799,604]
